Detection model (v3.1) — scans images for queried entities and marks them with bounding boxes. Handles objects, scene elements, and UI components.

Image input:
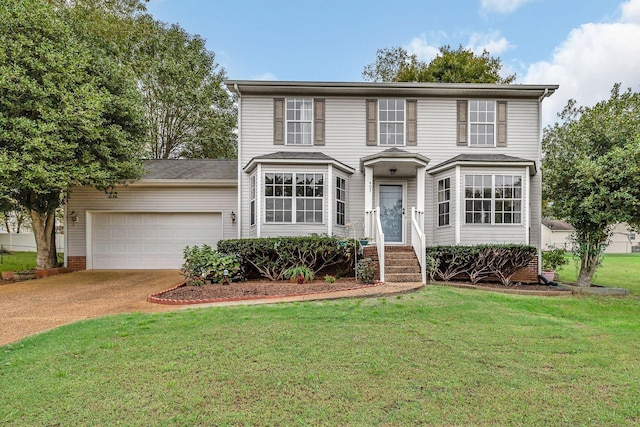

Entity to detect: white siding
[238,95,543,247]
[67,185,237,257]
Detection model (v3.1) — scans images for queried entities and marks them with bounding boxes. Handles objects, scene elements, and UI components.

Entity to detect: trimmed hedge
[426,244,536,285]
[217,236,356,281]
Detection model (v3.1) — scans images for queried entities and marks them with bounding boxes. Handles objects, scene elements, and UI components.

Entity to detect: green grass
[0,251,37,272]
[556,253,640,294]
[1,286,639,426]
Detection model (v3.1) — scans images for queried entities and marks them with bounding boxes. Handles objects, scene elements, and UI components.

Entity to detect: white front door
[378,184,405,243]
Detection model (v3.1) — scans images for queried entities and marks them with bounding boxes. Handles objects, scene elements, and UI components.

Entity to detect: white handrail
[411,207,426,284]
[374,207,385,283]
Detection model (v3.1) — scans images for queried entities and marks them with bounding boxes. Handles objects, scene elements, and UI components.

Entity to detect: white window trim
[249,174,256,226]
[335,175,347,227]
[263,172,325,224]
[463,174,524,225]
[437,177,451,228]
[285,98,313,146]
[378,98,406,146]
[469,100,496,147]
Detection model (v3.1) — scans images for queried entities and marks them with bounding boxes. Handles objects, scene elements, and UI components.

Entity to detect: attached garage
[65,159,238,271]
[90,212,223,269]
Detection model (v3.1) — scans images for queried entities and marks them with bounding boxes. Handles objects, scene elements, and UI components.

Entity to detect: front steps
[363,245,422,282]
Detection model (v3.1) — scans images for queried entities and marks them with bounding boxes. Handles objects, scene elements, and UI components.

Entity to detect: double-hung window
[336,177,346,226]
[437,178,451,227]
[286,99,312,145]
[464,174,522,224]
[469,100,495,146]
[264,172,323,223]
[379,99,404,145]
[250,175,256,226]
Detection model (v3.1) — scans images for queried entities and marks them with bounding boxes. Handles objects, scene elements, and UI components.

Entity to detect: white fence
[0,233,65,252]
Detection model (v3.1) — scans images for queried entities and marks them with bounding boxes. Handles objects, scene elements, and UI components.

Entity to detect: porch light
[70,211,78,224]
[389,168,397,176]
[230,211,236,223]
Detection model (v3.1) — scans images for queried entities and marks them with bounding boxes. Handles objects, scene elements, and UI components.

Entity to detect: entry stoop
[384,246,422,282]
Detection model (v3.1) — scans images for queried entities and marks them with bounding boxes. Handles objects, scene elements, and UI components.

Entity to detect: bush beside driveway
[0,270,183,346]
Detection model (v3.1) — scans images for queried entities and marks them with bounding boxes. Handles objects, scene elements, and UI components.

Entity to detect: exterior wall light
[390,168,397,176]
[230,211,236,223]
[70,211,78,224]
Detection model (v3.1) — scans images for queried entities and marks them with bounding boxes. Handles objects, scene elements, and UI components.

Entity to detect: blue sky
[147,0,640,125]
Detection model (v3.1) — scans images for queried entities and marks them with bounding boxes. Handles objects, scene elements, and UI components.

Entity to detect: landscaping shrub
[426,244,536,285]
[182,244,240,284]
[217,236,356,281]
[542,248,569,271]
[356,258,376,284]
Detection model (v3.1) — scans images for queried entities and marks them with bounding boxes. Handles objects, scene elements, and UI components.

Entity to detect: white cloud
[523,0,640,127]
[480,0,531,14]
[405,34,440,62]
[466,30,513,55]
[252,72,278,81]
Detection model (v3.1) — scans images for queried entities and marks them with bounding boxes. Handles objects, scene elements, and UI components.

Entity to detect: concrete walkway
[0,271,423,346]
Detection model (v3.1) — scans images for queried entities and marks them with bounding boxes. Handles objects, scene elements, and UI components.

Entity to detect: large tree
[542,84,640,286]
[363,45,515,84]
[130,21,237,159]
[0,0,147,269]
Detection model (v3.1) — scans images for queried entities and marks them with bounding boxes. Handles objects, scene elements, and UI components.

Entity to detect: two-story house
[65,81,557,282]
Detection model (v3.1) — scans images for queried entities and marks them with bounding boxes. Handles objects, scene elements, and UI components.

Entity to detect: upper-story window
[286,99,313,145]
[379,99,405,146]
[469,100,495,146]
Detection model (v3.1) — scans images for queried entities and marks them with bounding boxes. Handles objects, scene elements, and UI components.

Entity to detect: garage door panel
[91,212,222,269]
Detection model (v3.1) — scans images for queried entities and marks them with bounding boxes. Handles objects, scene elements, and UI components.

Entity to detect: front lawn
[0,251,37,272]
[1,286,638,426]
[556,253,640,294]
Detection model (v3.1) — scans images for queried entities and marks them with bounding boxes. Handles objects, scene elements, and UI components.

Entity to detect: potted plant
[284,265,314,284]
[541,248,569,281]
[358,237,371,247]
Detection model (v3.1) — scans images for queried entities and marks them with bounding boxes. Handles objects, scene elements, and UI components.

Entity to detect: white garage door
[91,212,222,269]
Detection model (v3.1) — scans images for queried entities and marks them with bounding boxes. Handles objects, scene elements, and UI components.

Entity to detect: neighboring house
[67,80,558,280]
[542,220,639,253]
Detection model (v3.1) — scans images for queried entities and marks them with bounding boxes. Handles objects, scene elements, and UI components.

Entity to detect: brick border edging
[436,281,573,296]
[147,281,383,305]
[2,267,72,282]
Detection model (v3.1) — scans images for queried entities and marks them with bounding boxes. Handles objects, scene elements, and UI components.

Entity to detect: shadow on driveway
[0,270,183,346]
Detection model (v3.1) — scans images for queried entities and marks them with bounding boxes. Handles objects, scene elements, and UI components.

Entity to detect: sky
[147,0,640,126]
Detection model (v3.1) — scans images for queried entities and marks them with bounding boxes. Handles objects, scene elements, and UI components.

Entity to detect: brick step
[385,272,423,282]
[385,265,421,274]
[384,245,414,252]
[385,252,417,260]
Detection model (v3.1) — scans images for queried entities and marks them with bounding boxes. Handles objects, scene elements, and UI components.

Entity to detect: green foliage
[363,45,515,83]
[181,244,240,284]
[283,265,314,282]
[324,274,336,284]
[0,0,147,268]
[217,236,356,281]
[356,258,376,284]
[426,244,537,285]
[541,249,570,271]
[543,83,640,286]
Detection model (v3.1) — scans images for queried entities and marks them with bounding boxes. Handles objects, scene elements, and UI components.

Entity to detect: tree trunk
[576,251,600,287]
[29,209,58,270]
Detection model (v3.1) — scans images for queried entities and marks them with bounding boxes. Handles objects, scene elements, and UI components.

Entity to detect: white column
[416,166,425,211]
[364,166,373,211]
[524,170,530,245]
[455,165,461,245]
[327,165,333,236]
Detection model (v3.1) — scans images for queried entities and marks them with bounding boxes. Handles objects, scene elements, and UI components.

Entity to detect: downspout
[536,88,550,273]
[63,195,68,268]
[234,83,242,239]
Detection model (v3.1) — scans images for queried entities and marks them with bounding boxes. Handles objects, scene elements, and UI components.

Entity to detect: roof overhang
[428,159,537,176]
[360,149,430,177]
[130,179,237,187]
[226,80,558,99]
[244,156,355,175]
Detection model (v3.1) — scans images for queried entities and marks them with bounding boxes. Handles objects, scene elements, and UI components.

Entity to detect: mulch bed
[149,277,378,305]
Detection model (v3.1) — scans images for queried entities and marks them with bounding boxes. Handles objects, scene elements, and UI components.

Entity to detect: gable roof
[244,151,355,174]
[427,153,537,175]
[542,219,574,231]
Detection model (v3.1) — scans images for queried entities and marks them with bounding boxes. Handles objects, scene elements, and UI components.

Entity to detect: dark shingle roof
[428,153,535,174]
[542,219,574,231]
[142,159,237,180]
[245,151,355,174]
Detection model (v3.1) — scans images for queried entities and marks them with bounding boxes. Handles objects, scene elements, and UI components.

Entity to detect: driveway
[0,270,183,346]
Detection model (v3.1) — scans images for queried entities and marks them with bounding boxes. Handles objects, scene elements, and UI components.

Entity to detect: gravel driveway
[0,270,183,346]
